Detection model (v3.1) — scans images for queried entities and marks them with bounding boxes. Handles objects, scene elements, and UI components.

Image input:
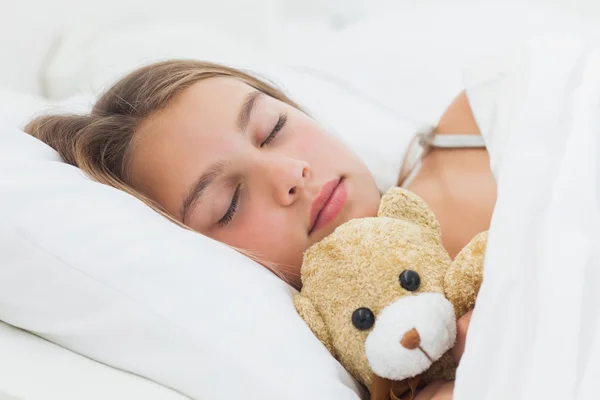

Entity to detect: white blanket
[458,37,600,400]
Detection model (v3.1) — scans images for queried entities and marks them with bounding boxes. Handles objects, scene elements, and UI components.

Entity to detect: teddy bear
[294,187,487,400]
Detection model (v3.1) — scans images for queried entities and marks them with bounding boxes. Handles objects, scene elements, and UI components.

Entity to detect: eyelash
[260,113,287,147]
[218,184,241,227]
[218,113,288,227]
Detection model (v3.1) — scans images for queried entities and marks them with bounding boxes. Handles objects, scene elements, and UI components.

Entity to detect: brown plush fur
[294,187,487,392]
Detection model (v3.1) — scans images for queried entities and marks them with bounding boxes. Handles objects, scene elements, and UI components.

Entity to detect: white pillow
[0,0,289,95]
[0,321,188,400]
[0,124,365,400]
[42,21,272,101]
[0,90,95,130]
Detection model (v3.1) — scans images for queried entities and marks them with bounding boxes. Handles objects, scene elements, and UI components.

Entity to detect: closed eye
[260,113,287,147]
[218,184,241,227]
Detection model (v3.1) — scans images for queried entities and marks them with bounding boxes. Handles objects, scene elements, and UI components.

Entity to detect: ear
[293,294,336,357]
[378,187,441,236]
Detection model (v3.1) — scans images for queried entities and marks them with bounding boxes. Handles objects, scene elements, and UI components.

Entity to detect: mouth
[417,346,433,363]
[309,177,347,235]
[364,293,457,381]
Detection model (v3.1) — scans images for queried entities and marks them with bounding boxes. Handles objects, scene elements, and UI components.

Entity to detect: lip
[309,177,347,235]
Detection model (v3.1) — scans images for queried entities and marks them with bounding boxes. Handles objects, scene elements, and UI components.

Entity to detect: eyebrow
[237,91,262,133]
[180,160,227,223]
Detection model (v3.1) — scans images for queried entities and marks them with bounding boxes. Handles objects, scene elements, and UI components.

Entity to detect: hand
[412,310,473,400]
[452,309,473,364]
[414,381,455,400]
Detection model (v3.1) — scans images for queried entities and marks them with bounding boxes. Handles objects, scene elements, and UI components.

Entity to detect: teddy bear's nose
[400,328,421,350]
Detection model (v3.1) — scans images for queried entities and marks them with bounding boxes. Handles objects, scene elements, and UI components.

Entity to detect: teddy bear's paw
[364,293,457,381]
[444,231,488,318]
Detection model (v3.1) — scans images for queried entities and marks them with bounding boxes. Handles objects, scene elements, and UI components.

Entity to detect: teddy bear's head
[294,188,458,388]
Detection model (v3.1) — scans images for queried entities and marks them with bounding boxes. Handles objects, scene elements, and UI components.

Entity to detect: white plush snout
[365,292,456,380]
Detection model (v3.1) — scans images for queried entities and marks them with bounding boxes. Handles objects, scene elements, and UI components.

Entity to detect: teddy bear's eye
[399,270,421,291]
[351,307,375,330]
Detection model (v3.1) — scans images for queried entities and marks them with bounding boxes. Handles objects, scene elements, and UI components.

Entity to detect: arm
[398,91,480,187]
[434,91,481,136]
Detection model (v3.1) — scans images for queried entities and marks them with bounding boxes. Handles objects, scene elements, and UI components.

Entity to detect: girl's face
[129,77,381,287]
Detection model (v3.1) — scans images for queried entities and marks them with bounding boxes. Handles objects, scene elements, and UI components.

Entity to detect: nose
[365,293,457,381]
[400,328,421,350]
[257,155,310,206]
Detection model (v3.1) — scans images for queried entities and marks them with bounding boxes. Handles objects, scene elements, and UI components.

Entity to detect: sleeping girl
[25,59,496,400]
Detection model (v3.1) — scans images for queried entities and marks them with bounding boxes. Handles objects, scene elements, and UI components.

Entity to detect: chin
[350,181,381,219]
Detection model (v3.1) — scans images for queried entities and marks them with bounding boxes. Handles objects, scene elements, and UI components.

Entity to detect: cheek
[292,120,368,184]
[290,118,344,162]
[211,204,305,265]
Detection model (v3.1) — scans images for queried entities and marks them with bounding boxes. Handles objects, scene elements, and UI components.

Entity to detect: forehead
[128,77,256,213]
[151,77,256,130]
[133,77,258,157]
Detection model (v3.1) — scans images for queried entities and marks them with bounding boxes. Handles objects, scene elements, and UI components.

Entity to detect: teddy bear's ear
[378,187,441,236]
[293,294,336,357]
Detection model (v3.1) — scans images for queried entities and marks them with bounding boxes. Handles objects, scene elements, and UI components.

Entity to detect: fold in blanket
[456,36,600,400]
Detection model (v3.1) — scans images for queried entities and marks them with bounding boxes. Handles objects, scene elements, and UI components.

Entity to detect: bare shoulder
[406,91,494,259]
[434,91,480,136]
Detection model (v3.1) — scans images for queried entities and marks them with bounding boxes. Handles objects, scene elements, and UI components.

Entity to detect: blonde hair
[25,60,301,283]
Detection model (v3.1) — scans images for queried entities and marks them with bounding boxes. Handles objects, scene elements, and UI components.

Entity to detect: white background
[3,0,600,94]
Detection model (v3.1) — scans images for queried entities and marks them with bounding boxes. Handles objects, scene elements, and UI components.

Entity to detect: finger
[431,381,455,400]
[452,309,473,364]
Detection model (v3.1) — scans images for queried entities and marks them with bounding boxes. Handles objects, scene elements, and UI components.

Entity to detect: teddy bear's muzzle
[364,292,457,381]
